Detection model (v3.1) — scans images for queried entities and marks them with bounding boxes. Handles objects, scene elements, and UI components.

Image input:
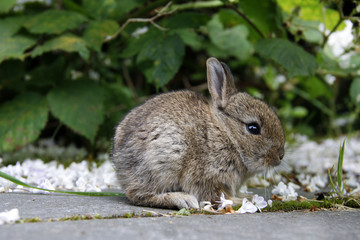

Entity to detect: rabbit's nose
[279,148,285,160]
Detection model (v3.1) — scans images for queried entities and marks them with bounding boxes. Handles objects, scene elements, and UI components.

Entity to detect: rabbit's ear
[206,57,237,107]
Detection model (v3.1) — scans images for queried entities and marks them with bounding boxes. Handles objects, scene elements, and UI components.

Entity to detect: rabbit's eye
[247,123,261,135]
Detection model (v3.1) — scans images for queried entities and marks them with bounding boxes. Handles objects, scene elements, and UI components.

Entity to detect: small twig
[225,4,265,38]
[321,18,343,48]
[104,2,176,43]
[321,0,344,48]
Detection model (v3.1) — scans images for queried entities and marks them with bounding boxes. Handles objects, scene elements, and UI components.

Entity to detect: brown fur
[112,58,285,209]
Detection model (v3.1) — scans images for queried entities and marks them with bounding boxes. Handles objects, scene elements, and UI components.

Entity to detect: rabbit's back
[112,91,211,193]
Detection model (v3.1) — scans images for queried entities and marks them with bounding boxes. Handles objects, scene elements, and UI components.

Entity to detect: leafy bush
[0,0,359,154]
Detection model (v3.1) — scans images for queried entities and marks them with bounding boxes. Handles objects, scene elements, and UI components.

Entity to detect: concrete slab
[1,210,359,240]
[0,192,170,219]
[1,192,359,240]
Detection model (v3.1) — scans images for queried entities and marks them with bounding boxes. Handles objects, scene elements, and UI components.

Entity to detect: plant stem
[119,0,169,23]
[170,1,265,38]
[321,0,344,48]
[292,87,333,116]
[321,18,343,48]
[169,0,224,11]
[224,4,265,38]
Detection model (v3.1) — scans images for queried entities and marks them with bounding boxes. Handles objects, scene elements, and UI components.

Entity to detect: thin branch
[104,2,176,43]
[225,4,265,38]
[321,19,343,48]
[321,0,344,48]
[169,0,224,11]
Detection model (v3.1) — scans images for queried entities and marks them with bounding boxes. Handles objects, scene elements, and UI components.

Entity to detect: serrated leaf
[31,34,90,61]
[255,38,317,77]
[0,0,17,13]
[24,10,87,34]
[120,29,158,58]
[47,81,105,143]
[207,14,253,61]
[137,33,185,88]
[0,92,48,153]
[0,36,36,63]
[0,16,27,39]
[350,78,360,109]
[83,20,119,52]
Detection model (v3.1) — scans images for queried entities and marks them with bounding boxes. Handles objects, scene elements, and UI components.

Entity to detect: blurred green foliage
[0,0,359,154]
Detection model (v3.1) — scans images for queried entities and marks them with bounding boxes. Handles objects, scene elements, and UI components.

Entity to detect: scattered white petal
[237,198,258,214]
[252,194,267,211]
[267,199,273,208]
[200,201,212,208]
[272,181,298,201]
[0,209,20,225]
[216,193,233,209]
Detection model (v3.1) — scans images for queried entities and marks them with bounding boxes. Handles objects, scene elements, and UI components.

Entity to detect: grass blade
[337,140,345,193]
[328,166,341,197]
[0,170,125,197]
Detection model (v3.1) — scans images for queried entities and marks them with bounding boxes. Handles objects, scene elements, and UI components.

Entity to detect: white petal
[200,201,212,208]
[0,208,20,224]
[252,194,265,204]
[216,193,233,209]
[236,199,258,214]
[267,200,273,208]
[256,200,268,209]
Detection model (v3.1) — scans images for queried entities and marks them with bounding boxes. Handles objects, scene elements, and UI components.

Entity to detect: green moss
[173,208,191,216]
[22,217,41,223]
[143,212,154,217]
[93,214,103,219]
[122,212,136,218]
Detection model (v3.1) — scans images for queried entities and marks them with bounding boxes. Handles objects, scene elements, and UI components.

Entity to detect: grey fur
[112,57,285,209]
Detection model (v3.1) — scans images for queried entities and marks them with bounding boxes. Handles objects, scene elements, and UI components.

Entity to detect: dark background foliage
[0,0,359,157]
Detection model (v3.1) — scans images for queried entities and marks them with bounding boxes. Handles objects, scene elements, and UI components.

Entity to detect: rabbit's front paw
[162,192,200,209]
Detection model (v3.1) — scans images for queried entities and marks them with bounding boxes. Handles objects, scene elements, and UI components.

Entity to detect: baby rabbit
[112,57,285,209]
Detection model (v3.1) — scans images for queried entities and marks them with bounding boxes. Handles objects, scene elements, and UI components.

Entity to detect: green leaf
[24,10,87,34]
[278,0,345,31]
[31,34,90,61]
[255,38,317,77]
[238,0,283,35]
[0,16,27,39]
[163,12,210,29]
[291,106,308,118]
[137,33,185,88]
[302,76,332,99]
[120,29,158,58]
[0,0,16,13]
[82,0,145,20]
[173,29,204,51]
[285,14,324,44]
[0,92,48,153]
[349,54,360,70]
[350,78,360,109]
[0,36,36,63]
[47,81,105,143]
[83,20,119,52]
[207,14,253,61]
